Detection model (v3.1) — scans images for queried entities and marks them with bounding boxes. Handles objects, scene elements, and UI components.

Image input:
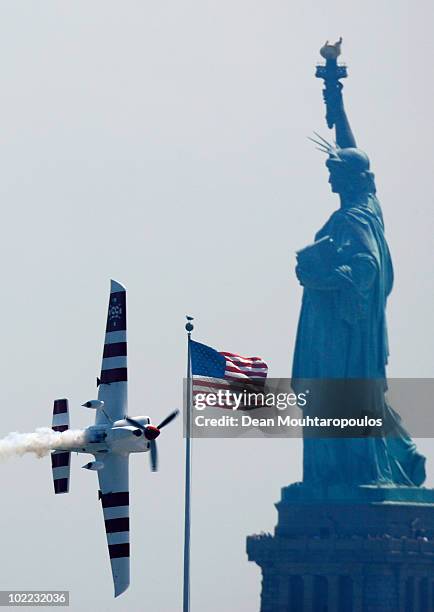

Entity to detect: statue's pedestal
[247,484,434,611]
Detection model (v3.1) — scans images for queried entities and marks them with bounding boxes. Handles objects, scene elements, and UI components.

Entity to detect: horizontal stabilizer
[51,399,71,494]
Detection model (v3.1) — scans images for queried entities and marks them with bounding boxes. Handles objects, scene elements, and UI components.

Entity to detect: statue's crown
[309,132,370,173]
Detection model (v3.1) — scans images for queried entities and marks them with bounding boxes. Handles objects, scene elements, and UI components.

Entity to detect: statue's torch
[315,37,347,129]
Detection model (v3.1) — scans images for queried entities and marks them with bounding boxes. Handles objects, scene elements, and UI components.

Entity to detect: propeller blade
[157,410,180,430]
[125,416,146,430]
[150,439,158,472]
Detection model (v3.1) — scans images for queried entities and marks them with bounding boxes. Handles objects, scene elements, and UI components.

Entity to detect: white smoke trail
[0,427,87,461]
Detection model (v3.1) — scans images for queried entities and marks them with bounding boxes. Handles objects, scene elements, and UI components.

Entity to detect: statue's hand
[335,264,352,278]
[322,81,344,111]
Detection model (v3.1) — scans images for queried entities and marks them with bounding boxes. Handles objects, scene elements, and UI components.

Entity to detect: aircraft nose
[144,425,160,440]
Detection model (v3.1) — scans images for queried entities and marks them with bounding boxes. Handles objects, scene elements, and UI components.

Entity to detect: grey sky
[0,1,433,611]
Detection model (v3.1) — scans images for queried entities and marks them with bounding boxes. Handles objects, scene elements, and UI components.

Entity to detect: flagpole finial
[185,316,194,333]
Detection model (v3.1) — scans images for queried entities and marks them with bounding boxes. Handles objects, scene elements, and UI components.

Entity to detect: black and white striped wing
[97,452,130,597]
[96,280,127,425]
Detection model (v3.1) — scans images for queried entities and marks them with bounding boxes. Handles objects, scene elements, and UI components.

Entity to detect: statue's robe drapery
[292,194,425,486]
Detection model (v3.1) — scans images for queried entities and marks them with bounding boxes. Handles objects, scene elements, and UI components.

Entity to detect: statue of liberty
[292,40,426,487]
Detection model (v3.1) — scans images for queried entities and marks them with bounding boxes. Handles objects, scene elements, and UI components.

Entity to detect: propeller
[125,410,179,472]
[157,410,179,430]
[149,439,158,472]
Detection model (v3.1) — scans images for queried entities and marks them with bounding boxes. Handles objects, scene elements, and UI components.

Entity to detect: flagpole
[183,316,194,612]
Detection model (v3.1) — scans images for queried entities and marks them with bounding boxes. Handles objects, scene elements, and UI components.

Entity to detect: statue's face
[327,164,349,194]
[326,149,371,197]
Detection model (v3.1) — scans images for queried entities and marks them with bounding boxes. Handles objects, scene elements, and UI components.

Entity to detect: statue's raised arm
[310,39,376,206]
[316,38,356,148]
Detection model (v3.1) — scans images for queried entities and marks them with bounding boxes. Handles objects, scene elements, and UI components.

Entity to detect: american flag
[189,340,268,409]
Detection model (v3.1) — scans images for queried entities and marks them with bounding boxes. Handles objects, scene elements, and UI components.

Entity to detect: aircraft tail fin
[51,399,71,494]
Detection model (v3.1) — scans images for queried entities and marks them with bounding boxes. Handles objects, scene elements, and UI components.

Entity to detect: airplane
[50,279,178,597]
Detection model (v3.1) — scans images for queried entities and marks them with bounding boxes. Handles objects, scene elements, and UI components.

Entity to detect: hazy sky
[0,2,433,611]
